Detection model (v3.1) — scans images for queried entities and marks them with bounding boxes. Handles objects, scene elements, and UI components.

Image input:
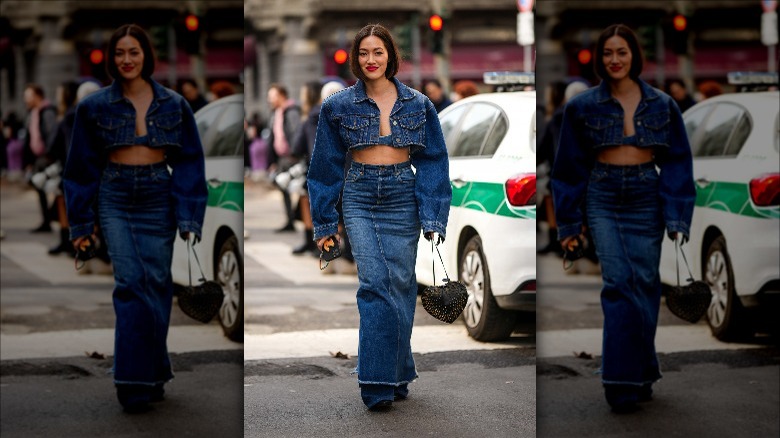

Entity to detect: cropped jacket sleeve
[63,101,103,240]
[411,98,451,237]
[307,98,347,240]
[655,99,695,238]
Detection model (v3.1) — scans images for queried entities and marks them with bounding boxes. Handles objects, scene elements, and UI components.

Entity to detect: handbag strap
[187,236,207,286]
[675,237,695,286]
[430,237,450,286]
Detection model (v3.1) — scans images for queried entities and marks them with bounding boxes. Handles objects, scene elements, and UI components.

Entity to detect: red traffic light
[185,14,199,32]
[334,49,348,65]
[90,49,104,65]
[577,48,592,65]
[429,14,443,32]
[673,14,687,31]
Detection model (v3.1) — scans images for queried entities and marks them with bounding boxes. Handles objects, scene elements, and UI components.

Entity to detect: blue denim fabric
[586,162,664,388]
[99,161,177,387]
[551,79,695,240]
[342,161,420,406]
[64,79,207,241]
[307,77,451,241]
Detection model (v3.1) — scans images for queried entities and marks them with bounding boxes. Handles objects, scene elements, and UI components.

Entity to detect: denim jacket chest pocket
[635,112,670,147]
[149,111,182,147]
[97,115,131,145]
[339,115,371,147]
[395,110,426,146]
[583,115,619,146]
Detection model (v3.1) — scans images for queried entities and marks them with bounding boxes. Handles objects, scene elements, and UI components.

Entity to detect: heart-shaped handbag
[665,238,713,323]
[177,237,224,323]
[421,239,468,324]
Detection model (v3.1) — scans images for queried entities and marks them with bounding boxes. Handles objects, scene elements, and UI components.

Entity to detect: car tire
[704,235,745,341]
[215,235,243,342]
[460,235,516,341]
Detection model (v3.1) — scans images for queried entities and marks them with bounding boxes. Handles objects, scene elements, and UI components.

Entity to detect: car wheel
[460,235,516,341]
[704,235,744,341]
[215,235,243,342]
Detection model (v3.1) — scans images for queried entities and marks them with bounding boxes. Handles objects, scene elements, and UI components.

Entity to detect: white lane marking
[0,325,241,360]
[537,325,763,359]
[1,242,113,286]
[244,324,529,360]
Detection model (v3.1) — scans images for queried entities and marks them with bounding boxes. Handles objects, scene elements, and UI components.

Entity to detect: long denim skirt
[98,161,177,386]
[586,161,665,387]
[342,161,421,388]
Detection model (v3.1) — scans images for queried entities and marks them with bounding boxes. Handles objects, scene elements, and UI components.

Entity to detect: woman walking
[552,24,695,413]
[64,24,207,413]
[307,24,451,410]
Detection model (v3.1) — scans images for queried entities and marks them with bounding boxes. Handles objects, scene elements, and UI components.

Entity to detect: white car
[416,73,537,341]
[171,94,244,342]
[659,73,779,340]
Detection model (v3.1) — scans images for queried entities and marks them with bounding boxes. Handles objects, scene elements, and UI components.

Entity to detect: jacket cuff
[69,222,94,240]
[178,221,202,240]
[421,220,447,239]
[665,221,690,239]
[313,222,339,241]
[557,222,582,241]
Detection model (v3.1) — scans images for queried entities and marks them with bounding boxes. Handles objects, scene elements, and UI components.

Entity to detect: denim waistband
[105,161,168,172]
[350,160,412,174]
[593,161,656,172]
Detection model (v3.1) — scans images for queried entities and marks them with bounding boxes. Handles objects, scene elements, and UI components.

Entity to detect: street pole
[411,13,422,91]
[167,25,177,89]
[432,0,450,94]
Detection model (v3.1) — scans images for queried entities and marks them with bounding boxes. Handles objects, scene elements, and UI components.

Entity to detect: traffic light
[150,25,170,61]
[638,25,658,62]
[333,49,348,65]
[182,14,202,55]
[89,48,104,65]
[333,48,350,79]
[577,48,591,65]
[429,14,444,54]
[670,14,689,55]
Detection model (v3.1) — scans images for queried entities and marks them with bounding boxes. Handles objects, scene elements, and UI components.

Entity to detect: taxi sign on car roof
[483,72,535,92]
[727,72,779,92]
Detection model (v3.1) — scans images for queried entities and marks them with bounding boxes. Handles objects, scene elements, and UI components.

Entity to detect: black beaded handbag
[421,239,468,324]
[177,237,224,323]
[666,238,713,323]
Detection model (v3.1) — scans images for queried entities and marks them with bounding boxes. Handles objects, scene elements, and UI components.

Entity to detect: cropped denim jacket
[307,77,451,240]
[551,79,696,240]
[64,79,207,240]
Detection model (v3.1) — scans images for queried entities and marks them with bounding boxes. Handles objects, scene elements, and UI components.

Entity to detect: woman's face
[602,35,632,82]
[358,36,388,82]
[114,35,145,82]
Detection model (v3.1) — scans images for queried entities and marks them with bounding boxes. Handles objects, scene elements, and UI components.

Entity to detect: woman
[307,24,451,410]
[63,24,207,413]
[551,24,695,413]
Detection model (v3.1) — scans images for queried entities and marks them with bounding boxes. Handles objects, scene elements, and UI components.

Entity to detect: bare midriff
[597,145,654,165]
[352,145,410,165]
[109,145,166,165]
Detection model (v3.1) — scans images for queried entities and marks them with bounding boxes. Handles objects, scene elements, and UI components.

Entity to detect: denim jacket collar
[107,79,173,113]
[352,77,416,104]
[596,78,661,103]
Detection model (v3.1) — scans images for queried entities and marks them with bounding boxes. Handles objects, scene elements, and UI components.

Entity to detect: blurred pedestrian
[451,80,479,101]
[63,24,207,413]
[308,23,451,410]
[552,24,695,413]
[266,83,301,232]
[697,80,723,100]
[180,78,208,113]
[424,78,452,112]
[3,113,24,182]
[246,120,268,180]
[22,83,58,232]
[210,80,236,100]
[667,78,696,112]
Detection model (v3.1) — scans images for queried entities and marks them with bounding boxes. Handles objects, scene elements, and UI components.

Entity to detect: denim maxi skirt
[342,161,420,400]
[98,161,177,386]
[586,161,665,388]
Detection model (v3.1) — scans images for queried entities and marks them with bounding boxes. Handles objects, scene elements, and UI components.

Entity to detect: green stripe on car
[451,181,535,219]
[207,181,244,212]
[696,181,779,219]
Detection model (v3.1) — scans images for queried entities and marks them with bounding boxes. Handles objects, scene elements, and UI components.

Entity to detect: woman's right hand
[316,234,341,252]
[72,234,97,252]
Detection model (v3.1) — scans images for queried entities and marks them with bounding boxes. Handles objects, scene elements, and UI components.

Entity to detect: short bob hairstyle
[594,24,644,82]
[106,24,156,81]
[349,24,401,82]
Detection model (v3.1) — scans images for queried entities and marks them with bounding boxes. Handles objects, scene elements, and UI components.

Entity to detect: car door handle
[451,178,467,189]
[207,178,223,187]
[695,177,710,188]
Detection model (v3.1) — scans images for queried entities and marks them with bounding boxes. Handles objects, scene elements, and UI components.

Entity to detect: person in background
[451,80,479,101]
[22,83,58,233]
[210,80,236,100]
[666,78,696,113]
[180,79,208,113]
[697,80,723,100]
[552,24,695,413]
[266,83,302,232]
[424,78,452,113]
[3,113,24,182]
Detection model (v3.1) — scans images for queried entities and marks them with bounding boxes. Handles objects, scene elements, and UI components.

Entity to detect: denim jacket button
[395,137,401,142]
[392,121,397,125]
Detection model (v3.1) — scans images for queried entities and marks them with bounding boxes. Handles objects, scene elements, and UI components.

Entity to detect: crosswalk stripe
[1,242,113,286]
